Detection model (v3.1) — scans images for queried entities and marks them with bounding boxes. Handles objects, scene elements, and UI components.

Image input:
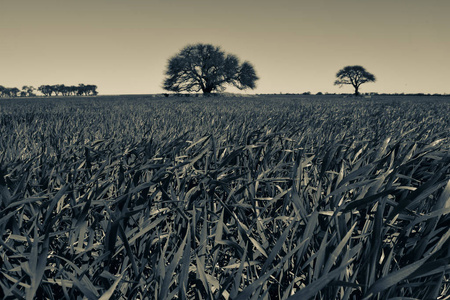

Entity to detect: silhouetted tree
[85,84,98,95]
[2,89,10,97]
[163,43,258,94]
[334,65,376,96]
[73,84,97,96]
[6,87,20,97]
[22,86,36,97]
[57,84,69,96]
[38,85,53,96]
[51,84,63,96]
[77,84,85,96]
[67,85,78,95]
[11,84,97,97]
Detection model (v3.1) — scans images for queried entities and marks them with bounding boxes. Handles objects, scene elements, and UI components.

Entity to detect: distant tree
[22,86,29,96]
[66,85,77,96]
[74,84,98,96]
[85,84,98,95]
[77,84,85,96]
[163,43,258,94]
[334,65,376,96]
[20,84,97,97]
[0,85,4,97]
[71,85,79,95]
[2,88,11,97]
[1,87,20,97]
[38,85,53,96]
[22,85,36,97]
[51,84,63,96]
[8,87,20,97]
[57,84,69,96]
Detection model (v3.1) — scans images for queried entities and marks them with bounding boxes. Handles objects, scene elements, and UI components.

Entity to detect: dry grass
[0,95,449,299]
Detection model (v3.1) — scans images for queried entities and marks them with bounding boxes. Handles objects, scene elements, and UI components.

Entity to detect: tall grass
[0,95,449,299]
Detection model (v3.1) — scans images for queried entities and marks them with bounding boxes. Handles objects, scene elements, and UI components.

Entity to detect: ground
[0,95,449,299]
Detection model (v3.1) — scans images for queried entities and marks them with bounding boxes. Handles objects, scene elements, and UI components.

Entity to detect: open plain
[0,95,449,299]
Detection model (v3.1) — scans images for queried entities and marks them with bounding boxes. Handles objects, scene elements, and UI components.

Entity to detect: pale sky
[1,0,449,95]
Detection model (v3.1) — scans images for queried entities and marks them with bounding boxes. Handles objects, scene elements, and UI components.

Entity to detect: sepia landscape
[1,1,449,299]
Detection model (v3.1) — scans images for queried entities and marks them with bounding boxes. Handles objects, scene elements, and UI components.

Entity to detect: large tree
[163,43,258,94]
[334,65,376,96]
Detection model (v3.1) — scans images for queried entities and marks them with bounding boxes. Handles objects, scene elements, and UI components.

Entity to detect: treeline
[0,84,98,97]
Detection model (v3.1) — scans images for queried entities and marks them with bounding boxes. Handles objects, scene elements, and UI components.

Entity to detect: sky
[1,0,449,95]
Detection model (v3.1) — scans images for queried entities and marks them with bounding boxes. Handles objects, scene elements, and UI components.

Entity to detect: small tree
[163,43,258,94]
[38,85,53,96]
[67,85,78,96]
[9,87,20,97]
[334,65,376,96]
[22,86,36,97]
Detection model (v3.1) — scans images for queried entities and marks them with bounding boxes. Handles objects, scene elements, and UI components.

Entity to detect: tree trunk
[202,87,213,94]
[354,85,359,96]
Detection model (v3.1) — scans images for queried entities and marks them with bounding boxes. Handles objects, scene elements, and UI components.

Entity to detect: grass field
[0,95,449,299]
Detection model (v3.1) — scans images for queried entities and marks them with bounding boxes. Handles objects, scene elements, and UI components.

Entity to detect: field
[0,94,449,299]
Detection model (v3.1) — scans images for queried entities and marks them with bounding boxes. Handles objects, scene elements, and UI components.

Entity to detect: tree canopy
[334,65,376,96]
[0,84,97,97]
[163,43,258,94]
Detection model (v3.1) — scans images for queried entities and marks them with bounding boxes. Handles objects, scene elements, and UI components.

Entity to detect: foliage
[0,87,21,97]
[163,44,258,94]
[0,95,449,299]
[38,84,98,97]
[0,84,98,97]
[334,66,376,96]
[21,86,36,97]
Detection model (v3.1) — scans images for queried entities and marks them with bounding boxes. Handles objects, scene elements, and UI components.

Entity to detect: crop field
[0,95,449,299]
